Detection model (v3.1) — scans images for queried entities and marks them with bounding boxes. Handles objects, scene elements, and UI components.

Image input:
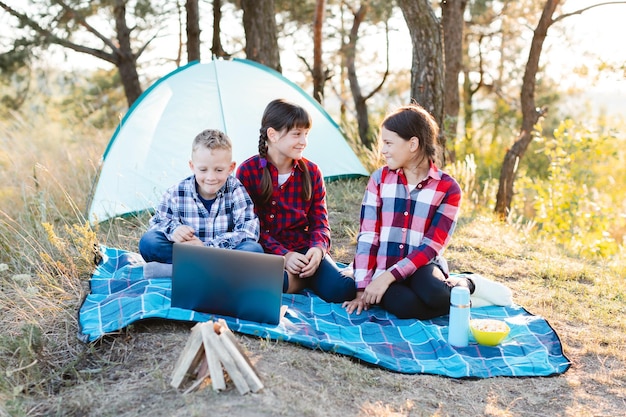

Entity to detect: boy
[139,129,262,278]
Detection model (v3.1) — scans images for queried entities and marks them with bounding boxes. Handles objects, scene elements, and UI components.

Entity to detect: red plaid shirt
[236,155,331,255]
[353,163,461,289]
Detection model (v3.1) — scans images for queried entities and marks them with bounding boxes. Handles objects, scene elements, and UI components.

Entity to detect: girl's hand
[361,271,395,306]
[171,225,196,243]
[342,290,368,315]
[284,251,308,276]
[299,247,324,278]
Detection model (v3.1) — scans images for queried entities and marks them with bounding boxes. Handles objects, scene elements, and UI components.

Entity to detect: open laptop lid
[171,243,285,325]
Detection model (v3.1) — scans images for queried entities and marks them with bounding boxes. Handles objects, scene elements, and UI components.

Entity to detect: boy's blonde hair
[192,129,232,153]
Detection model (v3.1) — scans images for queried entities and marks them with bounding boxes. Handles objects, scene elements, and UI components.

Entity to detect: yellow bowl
[470,319,510,346]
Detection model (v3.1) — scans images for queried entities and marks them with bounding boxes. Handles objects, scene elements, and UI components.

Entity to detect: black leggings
[380,263,471,320]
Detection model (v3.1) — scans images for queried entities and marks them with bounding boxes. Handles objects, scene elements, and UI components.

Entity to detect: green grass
[2,110,626,416]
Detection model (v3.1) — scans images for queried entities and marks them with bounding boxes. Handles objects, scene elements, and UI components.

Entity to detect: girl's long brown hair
[258,99,312,204]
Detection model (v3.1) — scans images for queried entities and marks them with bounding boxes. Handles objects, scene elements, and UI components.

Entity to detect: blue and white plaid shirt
[148,175,260,248]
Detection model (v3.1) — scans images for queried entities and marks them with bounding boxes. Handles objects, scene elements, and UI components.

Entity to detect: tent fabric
[78,246,572,378]
[87,59,368,224]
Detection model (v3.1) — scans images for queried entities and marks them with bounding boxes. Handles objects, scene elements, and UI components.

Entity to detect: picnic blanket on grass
[78,246,571,378]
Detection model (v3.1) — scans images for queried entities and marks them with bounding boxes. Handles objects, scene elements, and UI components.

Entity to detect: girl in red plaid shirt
[236,99,356,303]
[342,104,514,319]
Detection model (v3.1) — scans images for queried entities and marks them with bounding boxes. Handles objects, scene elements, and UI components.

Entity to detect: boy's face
[189,146,235,200]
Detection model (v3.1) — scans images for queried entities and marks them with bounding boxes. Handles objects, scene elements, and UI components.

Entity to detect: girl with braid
[236,99,356,303]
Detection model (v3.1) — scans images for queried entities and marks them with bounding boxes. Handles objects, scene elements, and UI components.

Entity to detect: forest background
[1,0,626,416]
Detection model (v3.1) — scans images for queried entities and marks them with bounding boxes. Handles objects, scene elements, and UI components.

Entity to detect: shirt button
[270,214,275,219]
[402,228,406,232]
[271,201,276,205]
[399,244,404,249]
[404,211,408,216]
[417,184,422,189]
[265,230,270,233]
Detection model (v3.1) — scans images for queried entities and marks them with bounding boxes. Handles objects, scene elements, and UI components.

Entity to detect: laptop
[170,243,285,325]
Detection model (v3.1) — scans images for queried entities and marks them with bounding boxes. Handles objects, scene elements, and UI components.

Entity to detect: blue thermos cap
[450,286,470,307]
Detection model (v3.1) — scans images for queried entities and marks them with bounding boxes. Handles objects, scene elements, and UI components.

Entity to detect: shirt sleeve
[205,178,260,249]
[148,184,184,241]
[353,170,383,289]
[389,175,461,280]
[306,163,331,253]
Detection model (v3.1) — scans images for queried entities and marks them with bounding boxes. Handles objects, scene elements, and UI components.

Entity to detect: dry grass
[2,114,626,416]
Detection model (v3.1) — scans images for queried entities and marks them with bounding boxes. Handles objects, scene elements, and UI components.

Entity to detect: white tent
[87,58,368,224]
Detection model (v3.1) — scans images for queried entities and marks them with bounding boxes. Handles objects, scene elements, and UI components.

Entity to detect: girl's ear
[410,136,419,152]
[188,160,194,171]
[267,127,277,142]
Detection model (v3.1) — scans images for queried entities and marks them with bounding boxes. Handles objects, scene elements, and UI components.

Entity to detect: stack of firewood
[170,319,263,395]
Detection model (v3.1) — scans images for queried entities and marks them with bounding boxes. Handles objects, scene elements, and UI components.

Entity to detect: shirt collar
[394,160,441,183]
[192,176,227,199]
[427,160,441,180]
[259,156,303,174]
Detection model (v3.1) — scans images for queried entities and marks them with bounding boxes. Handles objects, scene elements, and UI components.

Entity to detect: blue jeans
[138,229,264,263]
[282,252,356,304]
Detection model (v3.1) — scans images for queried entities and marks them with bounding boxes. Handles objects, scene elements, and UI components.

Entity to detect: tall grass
[2,97,626,414]
[0,110,109,413]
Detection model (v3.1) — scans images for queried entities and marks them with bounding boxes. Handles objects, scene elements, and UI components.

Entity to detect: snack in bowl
[470,319,510,346]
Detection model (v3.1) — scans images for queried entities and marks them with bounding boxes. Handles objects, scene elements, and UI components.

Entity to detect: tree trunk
[344,3,391,150]
[241,0,281,73]
[441,0,467,163]
[312,0,325,104]
[211,0,229,58]
[494,0,560,218]
[346,4,373,149]
[186,0,200,62]
[174,0,183,67]
[113,0,142,106]
[397,0,446,164]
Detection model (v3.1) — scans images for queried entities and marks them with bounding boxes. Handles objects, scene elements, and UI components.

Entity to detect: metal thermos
[448,286,470,347]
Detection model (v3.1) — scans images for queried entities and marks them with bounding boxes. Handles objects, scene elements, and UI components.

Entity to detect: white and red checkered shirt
[353,162,461,290]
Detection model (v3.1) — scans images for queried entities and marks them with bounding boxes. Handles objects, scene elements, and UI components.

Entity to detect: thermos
[448,286,471,347]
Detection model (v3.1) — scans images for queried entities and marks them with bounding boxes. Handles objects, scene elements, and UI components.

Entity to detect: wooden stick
[200,322,226,391]
[182,357,211,394]
[170,323,205,389]
[218,332,264,392]
[201,322,250,395]
[216,319,261,375]
[216,320,263,393]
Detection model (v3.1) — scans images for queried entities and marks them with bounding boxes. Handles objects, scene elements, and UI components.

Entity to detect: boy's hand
[171,225,196,243]
[180,236,203,246]
[299,247,324,278]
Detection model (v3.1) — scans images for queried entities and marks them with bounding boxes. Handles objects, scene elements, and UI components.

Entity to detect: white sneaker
[469,274,513,306]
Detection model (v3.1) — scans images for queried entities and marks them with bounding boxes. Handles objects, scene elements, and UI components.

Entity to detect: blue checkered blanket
[78,246,570,378]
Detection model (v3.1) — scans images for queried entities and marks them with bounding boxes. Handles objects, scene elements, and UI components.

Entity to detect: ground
[9,179,625,417]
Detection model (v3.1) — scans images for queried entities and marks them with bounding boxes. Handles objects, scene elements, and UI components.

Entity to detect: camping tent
[87,58,369,224]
